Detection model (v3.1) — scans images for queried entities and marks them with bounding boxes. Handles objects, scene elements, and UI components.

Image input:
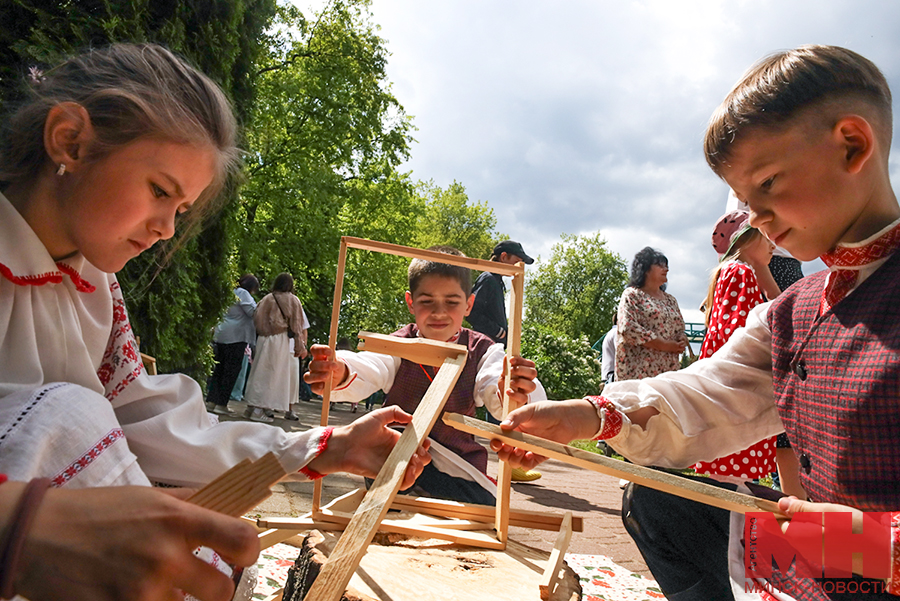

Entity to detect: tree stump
[283,530,582,601]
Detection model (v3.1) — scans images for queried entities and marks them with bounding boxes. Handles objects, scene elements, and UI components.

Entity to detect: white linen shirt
[0,193,326,487]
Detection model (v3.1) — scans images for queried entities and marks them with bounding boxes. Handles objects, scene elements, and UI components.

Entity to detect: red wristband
[299,426,334,481]
[584,395,623,440]
[0,477,52,599]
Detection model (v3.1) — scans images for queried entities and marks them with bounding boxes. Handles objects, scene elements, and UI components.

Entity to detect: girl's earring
[56,163,66,176]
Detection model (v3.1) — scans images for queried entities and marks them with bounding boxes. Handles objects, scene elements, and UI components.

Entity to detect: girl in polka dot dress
[694,210,778,481]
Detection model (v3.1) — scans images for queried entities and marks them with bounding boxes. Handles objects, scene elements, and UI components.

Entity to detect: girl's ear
[834,115,875,175]
[43,102,95,172]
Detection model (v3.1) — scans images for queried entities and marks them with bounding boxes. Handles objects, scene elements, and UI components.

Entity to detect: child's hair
[0,43,240,237]
[702,227,765,327]
[272,272,294,293]
[408,246,472,296]
[705,45,893,175]
[628,247,667,288]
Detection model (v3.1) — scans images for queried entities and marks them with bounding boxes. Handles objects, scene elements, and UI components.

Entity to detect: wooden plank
[357,331,467,367]
[343,236,524,276]
[496,265,525,544]
[388,495,584,532]
[187,453,286,517]
[314,238,349,514]
[304,353,468,601]
[262,589,283,601]
[539,512,573,600]
[258,527,307,550]
[444,413,785,516]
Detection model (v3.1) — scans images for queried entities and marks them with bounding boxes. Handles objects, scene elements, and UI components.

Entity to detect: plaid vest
[384,324,495,473]
[767,252,900,600]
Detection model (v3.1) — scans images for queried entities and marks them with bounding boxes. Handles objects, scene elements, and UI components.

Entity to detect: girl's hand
[489,400,601,470]
[307,406,431,490]
[304,345,348,394]
[12,485,259,601]
[498,356,538,411]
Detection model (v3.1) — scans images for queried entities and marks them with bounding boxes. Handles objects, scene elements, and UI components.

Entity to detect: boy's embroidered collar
[0,192,95,292]
[821,216,900,271]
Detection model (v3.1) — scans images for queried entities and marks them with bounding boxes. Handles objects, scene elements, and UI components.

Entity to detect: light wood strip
[314,238,349,513]
[187,453,286,518]
[443,413,785,516]
[342,236,524,276]
[304,354,467,601]
[387,495,584,532]
[358,331,467,367]
[539,512,573,600]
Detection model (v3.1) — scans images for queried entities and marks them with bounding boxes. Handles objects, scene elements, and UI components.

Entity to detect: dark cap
[492,240,534,264]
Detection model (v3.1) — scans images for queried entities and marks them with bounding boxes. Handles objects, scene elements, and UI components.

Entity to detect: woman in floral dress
[615,247,688,381]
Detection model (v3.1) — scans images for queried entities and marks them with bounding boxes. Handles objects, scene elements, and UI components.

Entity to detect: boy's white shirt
[332,341,548,418]
[0,193,327,487]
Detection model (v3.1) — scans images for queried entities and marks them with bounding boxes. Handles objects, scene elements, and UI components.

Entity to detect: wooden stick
[539,512,573,600]
[314,238,349,514]
[304,353,468,601]
[357,331,468,367]
[388,495,584,532]
[496,264,525,544]
[443,413,785,516]
[187,453,287,517]
[342,237,524,276]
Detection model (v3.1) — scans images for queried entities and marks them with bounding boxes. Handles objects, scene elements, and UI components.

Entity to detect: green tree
[237,1,419,344]
[0,0,277,378]
[414,180,501,260]
[524,232,628,346]
[520,322,604,400]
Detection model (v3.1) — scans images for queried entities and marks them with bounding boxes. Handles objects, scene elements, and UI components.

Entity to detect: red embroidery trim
[0,261,63,287]
[820,221,900,313]
[888,511,900,594]
[332,372,357,392]
[299,426,334,480]
[56,262,96,293]
[585,395,623,440]
[51,428,126,487]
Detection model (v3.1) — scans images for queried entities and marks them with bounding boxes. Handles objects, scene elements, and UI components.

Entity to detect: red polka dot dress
[694,260,776,480]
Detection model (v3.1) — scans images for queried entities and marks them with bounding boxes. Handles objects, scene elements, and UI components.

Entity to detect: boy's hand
[307,406,431,490]
[489,399,601,470]
[304,344,348,394]
[498,356,538,410]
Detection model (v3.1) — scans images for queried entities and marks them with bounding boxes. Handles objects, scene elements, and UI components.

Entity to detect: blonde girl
[0,43,427,600]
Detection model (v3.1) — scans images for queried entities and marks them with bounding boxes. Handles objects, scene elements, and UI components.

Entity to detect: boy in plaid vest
[492,46,900,599]
[307,246,544,504]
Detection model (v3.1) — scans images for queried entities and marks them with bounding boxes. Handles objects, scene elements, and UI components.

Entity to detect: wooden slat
[496,265,525,544]
[443,413,785,516]
[342,236,524,276]
[314,238,349,513]
[187,453,286,517]
[304,354,468,601]
[539,512,573,600]
[388,495,584,532]
[357,331,468,367]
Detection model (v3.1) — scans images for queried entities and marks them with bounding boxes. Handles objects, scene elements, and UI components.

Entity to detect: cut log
[282,530,582,601]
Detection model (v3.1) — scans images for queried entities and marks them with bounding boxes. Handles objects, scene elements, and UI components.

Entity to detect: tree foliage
[524,232,628,346]
[414,180,501,261]
[0,0,277,379]
[520,322,604,400]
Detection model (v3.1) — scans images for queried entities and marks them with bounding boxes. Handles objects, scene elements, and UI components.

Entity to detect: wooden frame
[313,236,526,519]
[443,413,785,516]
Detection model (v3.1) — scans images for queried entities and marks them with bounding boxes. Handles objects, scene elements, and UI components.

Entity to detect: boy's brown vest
[767,252,900,599]
[384,324,496,473]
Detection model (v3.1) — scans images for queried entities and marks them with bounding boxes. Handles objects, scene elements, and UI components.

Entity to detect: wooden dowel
[443,413,785,516]
[314,238,349,513]
[342,237,524,276]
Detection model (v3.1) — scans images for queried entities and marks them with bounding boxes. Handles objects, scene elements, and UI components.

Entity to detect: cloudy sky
[302,0,900,323]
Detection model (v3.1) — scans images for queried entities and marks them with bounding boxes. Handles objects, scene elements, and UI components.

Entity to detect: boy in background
[307,246,544,505]
[492,45,900,599]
